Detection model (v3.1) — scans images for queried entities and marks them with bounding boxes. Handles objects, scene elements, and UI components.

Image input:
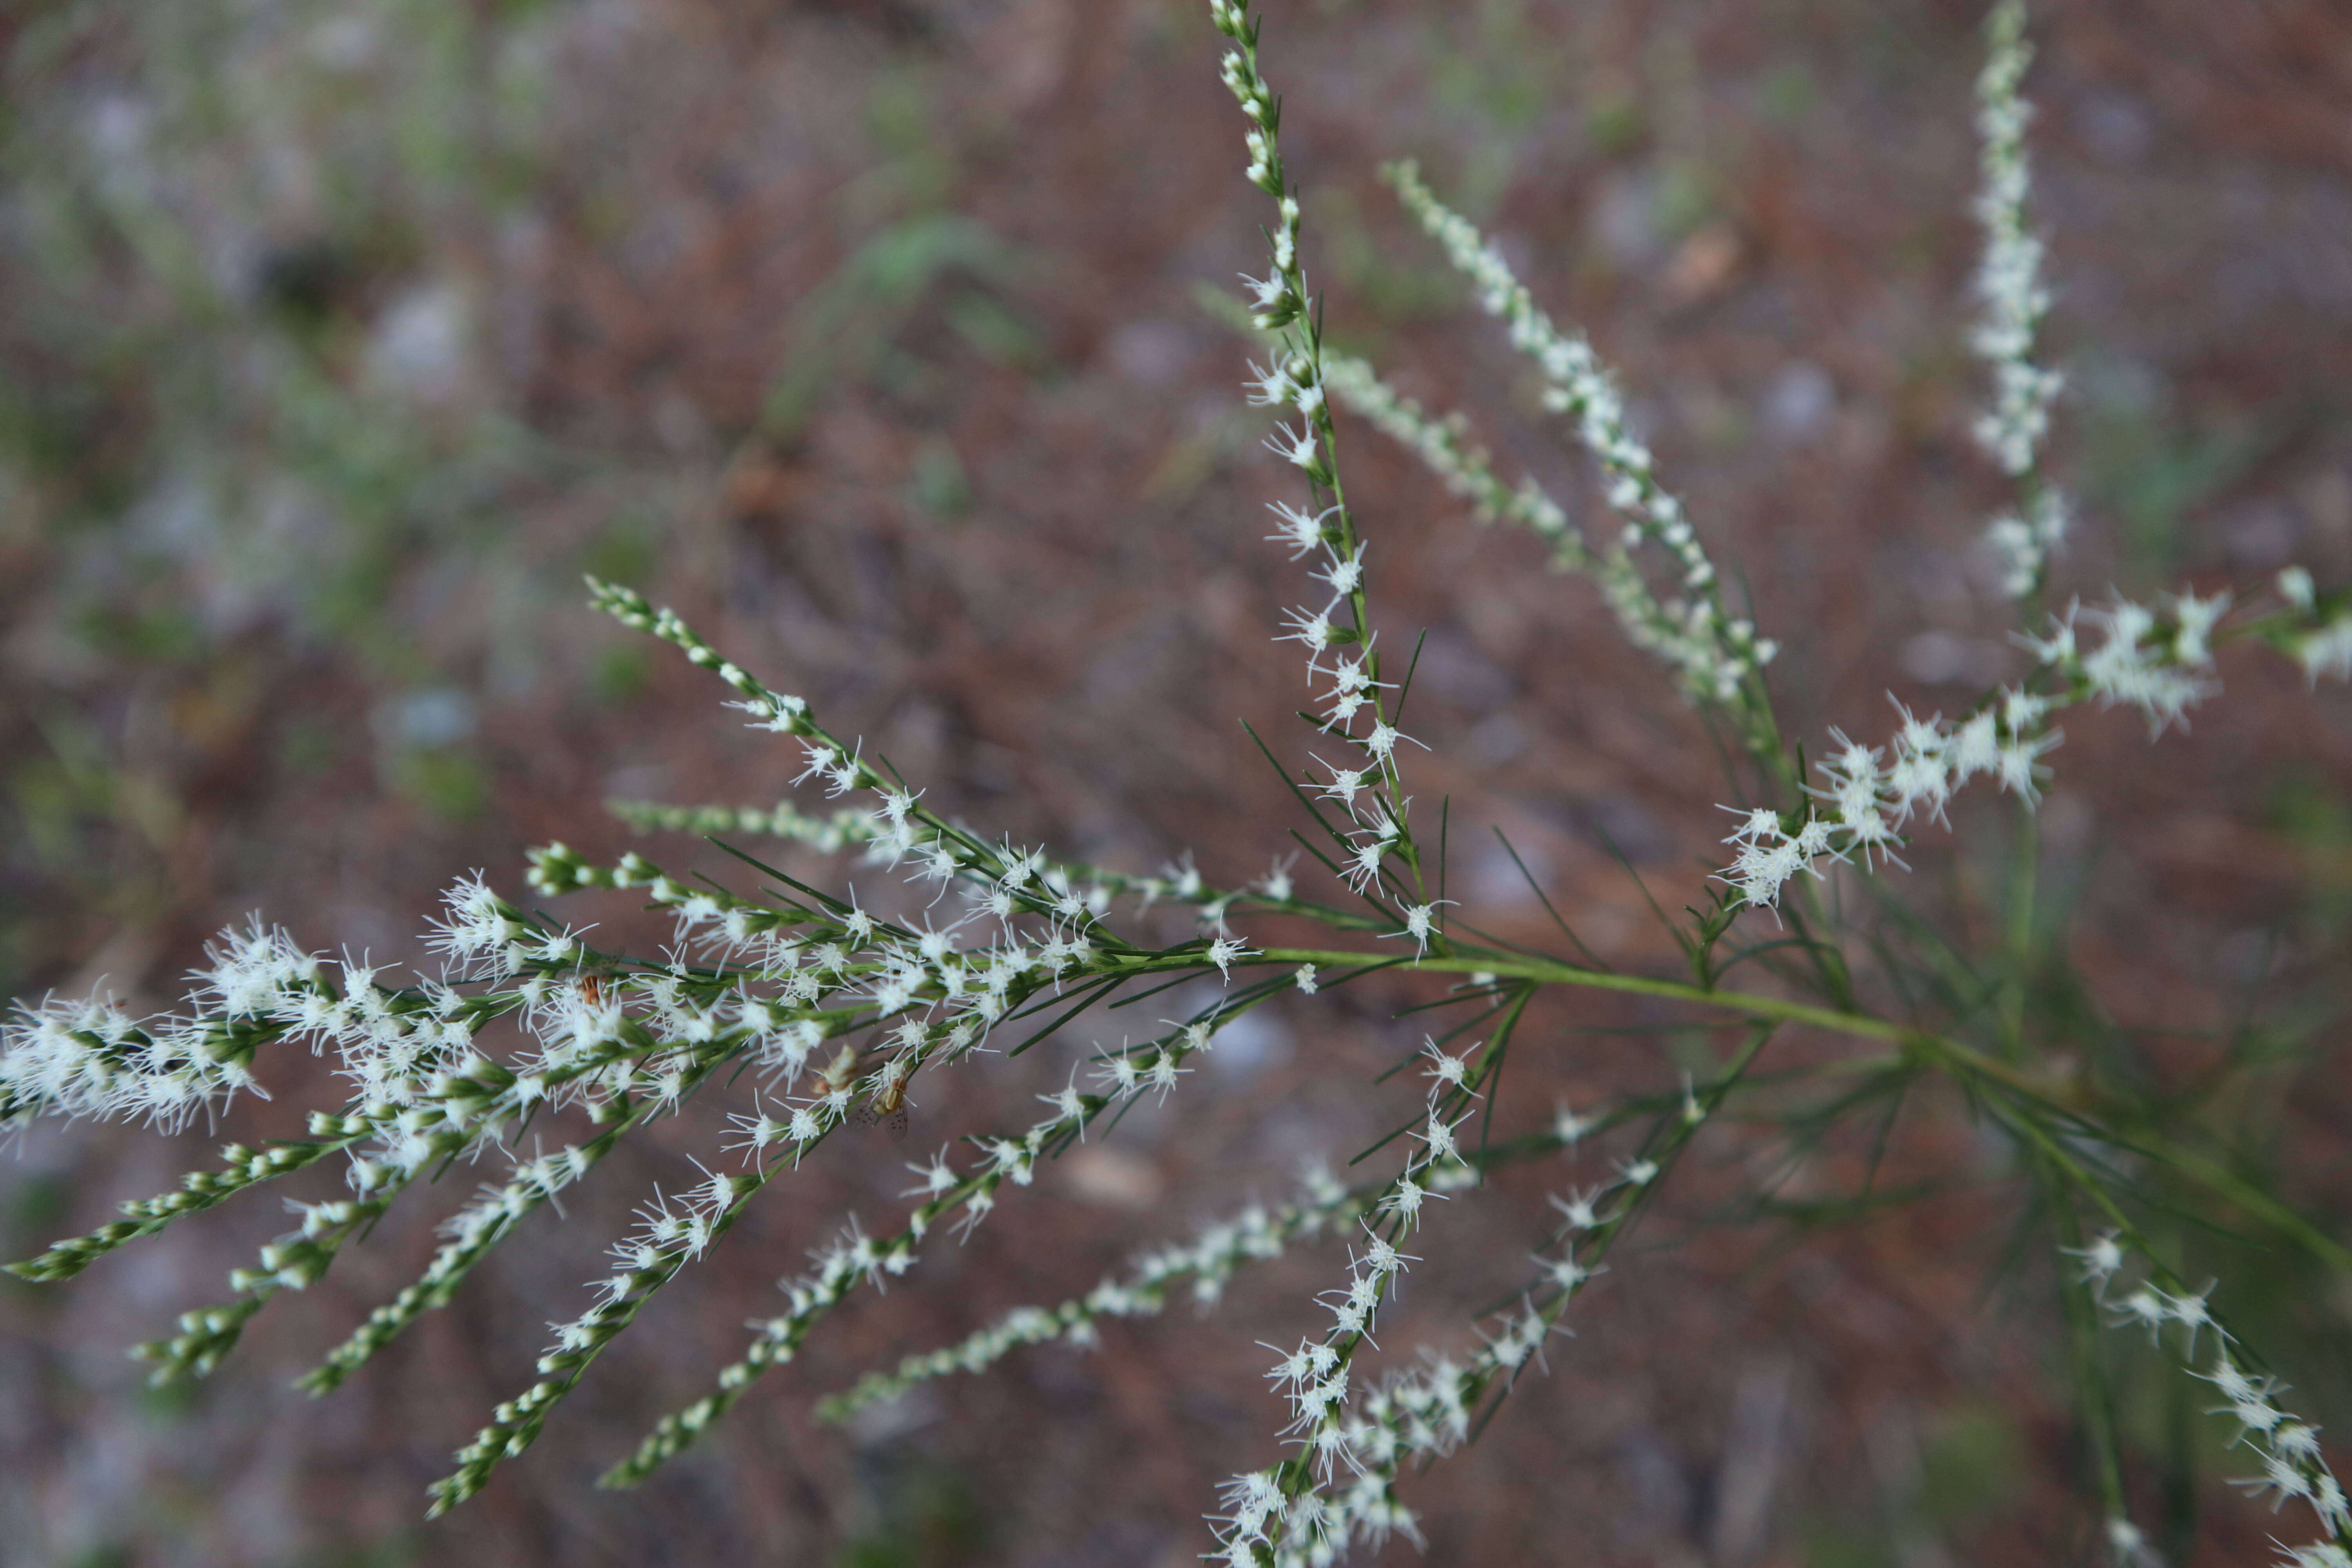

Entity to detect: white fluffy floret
[1,993,259,1132]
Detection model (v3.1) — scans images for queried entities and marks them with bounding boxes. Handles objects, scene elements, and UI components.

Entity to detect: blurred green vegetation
[0,0,1044,998]
[838,1450,985,1568]
[2077,360,2280,581]
[1797,1401,2026,1568]
[1,0,574,994]
[2,1,558,644]
[761,67,1039,441]
[2270,769,2352,943]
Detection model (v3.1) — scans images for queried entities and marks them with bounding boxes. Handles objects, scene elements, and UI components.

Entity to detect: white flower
[1315,759,1370,815]
[1382,901,1454,958]
[1341,836,1387,893]
[1240,271,1289,315]
[1279,606,1336,652]
[1419,1039,1475,1091]
[1267,421,1320,471]
[1314,548,1365,597]
[1420,1109,1465,1165]
[425,873,522,978]
[1244,358,1298,408]
[1362,721,1417,760]
[1266,501,1331,557]
[2062,1230,2123,1288]
[1204,938,1256,979]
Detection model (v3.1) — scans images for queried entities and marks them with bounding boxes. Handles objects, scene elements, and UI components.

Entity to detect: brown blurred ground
[4,1,2352,1564]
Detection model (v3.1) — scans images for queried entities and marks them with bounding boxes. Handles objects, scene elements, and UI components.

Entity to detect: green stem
[2000,799,2039,1064]
[1210,946,2351,1275]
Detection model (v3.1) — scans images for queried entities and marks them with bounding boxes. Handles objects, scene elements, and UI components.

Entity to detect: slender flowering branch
[586,580,1117,942]
[426,1152,775,1515]
[1382,160,1787,780]
[2038,1160,2145,1565]
[1212,0,1439,935]
[598,989,1287,1486]
[1713,583,2291,911]
[1316,353,1578,559]
[1319,348,1774,757]
[1960,0,2072,631]
[603,796,1392,938]
[1215,1025,1769,1565]
[1208,986,1538,1564]
[814,1077,1684,1431]
[818,1164,1364,1425]
[1971,0,2060,478]
[2071,1229,2352,1561]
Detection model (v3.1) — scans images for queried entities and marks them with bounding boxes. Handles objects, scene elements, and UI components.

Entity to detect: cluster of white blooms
[2073,1233,2352,1564]
[17,908,576,1304]
[0,919,319,1134]
[1720,592,2230,910]
[2278,567,2352,684]
[1209,1041,1494,1565]
[532,845,1059,1059]
[1,995,254,1134]
[1216,1058,1697,1568]
[75,883,644,1377]
[190,919,325,1020]
[1969,0,2063,485]
[419,870,557,981]
[134,891,675,1383]
[7,924,474,1286]
[2065,592,2227,731]
[1383,160,1778,711]
[1967,0,2071,603]
[1987,487,2071,601]
[606,795,885,853]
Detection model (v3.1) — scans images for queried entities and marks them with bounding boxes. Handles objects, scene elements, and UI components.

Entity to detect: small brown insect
[576,973,606,1008]
[850,1061,913,1142]
[850,1081,910,1142]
